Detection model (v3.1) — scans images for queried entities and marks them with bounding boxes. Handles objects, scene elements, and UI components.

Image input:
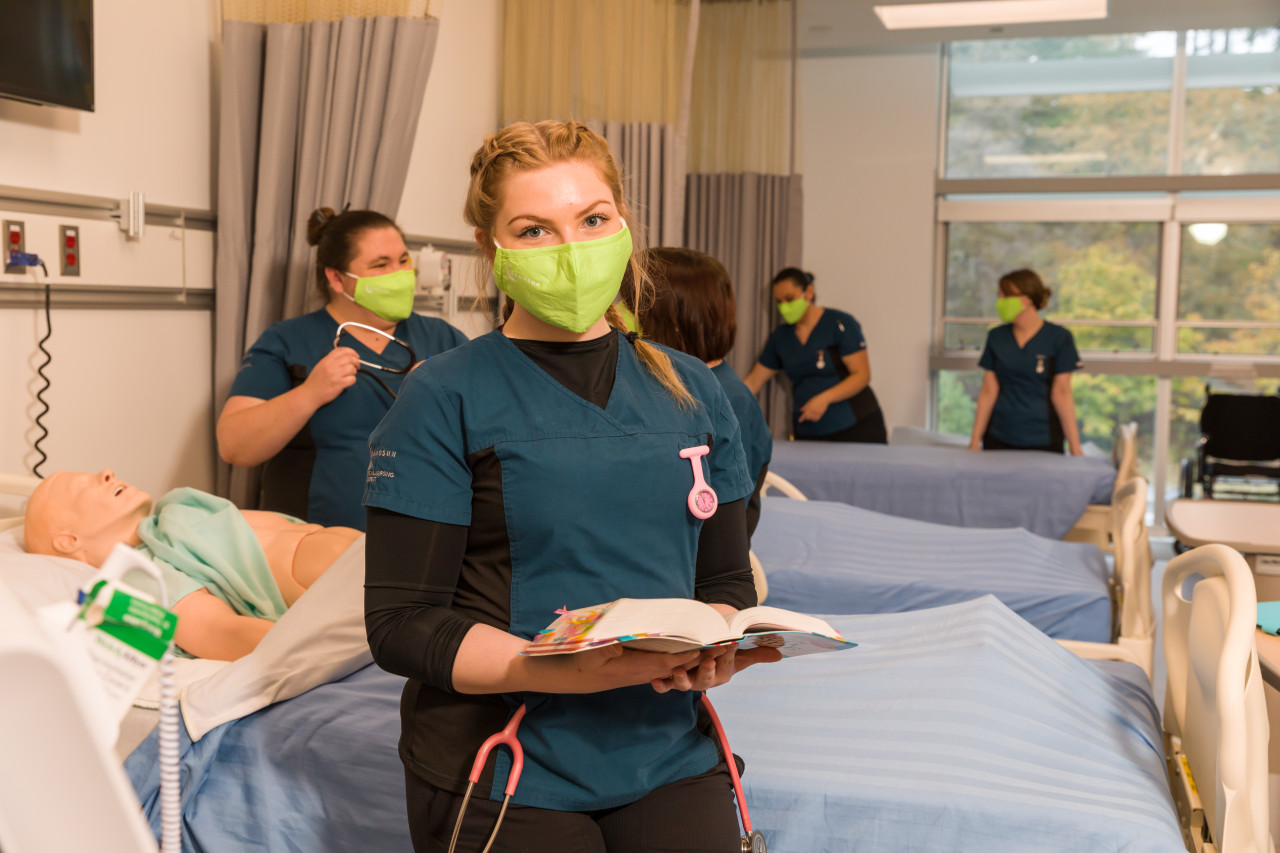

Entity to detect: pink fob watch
[679,445,719,519]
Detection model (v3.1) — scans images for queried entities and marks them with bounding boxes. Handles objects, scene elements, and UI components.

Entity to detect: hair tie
[625,330,639,345]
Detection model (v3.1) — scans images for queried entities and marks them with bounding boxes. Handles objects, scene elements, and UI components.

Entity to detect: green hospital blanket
[134,488,289,622]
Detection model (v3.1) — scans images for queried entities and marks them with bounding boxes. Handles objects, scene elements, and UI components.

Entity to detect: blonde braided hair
[464,120,694,409]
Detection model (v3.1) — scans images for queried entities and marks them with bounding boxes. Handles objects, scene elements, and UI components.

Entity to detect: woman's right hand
[303,346,361,406]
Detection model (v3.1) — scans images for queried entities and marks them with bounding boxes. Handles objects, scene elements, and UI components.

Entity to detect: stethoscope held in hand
[332,321,417,401]
[449,698,765,853]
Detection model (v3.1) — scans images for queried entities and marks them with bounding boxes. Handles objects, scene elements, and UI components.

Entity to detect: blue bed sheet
[712,597,1184,853]
[768,440,1116,539]
[754,497,1112,641]
[124,602,1180,853]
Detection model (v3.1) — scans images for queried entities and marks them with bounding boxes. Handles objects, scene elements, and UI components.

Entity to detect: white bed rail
[1113,476,1154,678]
[1163,544,1271,853]
[761,471,807,501]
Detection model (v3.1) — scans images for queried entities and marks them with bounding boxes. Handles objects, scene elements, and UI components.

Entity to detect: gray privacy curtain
[214,14,440,505]
[685,173,803,437]
[586,121,687,249]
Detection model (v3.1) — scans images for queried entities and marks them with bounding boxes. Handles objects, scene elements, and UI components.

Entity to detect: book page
[526,598,735,654]
[726,606,845,641]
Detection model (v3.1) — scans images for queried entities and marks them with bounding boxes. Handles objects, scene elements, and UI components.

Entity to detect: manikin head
[24,470,152,566]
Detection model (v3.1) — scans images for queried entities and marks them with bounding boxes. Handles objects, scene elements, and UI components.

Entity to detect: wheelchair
[1179,389,1280,501]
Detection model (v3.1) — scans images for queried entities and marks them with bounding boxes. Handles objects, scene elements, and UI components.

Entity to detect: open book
[523,598,856,659]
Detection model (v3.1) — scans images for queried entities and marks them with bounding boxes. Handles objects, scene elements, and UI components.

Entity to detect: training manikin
[24,469,361,660]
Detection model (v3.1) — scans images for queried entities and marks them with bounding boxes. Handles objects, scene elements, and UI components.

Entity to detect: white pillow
[0,526,97,613]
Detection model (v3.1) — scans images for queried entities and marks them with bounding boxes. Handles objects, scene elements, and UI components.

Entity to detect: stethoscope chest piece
[743,829,767,852]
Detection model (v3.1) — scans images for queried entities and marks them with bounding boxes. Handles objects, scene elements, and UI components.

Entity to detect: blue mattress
[124,602,1181,853]
[712,597,1183,853]
[768,441,1116,539]
[754,497,1112,641]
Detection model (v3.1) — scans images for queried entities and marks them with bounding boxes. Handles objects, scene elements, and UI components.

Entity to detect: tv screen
[0,0,94,111]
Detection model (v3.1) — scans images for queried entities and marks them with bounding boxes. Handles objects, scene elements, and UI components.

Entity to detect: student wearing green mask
[362,120,778,852]
[743,268,886,442]
[967,268,1084,455]
[217,207,468,529]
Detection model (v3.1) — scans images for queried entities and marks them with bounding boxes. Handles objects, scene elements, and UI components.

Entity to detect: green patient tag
[96,587,178,661]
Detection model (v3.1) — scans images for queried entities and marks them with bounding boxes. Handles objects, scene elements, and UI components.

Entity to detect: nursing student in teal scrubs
[626,247,774,537]
[744,268,887,443]
[362,121,780,853]
[216,208,468,529]
[967,268,1084,456]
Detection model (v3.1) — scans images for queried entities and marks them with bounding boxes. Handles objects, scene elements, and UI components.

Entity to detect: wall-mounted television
[0,0,94,111]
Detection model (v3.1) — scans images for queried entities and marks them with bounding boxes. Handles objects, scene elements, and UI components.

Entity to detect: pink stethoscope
[448,697,765,853]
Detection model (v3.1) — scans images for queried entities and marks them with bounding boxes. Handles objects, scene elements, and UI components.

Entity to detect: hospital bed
[0,476,1262,853]
[754,475,1156,676]
[766,437,1117,539]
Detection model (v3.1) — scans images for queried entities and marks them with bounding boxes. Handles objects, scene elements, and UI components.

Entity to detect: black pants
[982,434,1064,454]
[800,408,888,444]
[405,762,743,852]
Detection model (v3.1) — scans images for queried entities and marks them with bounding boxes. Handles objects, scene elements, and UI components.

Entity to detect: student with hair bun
[362,120,779,851]
[216,208,468,529]
[744,267,887,443]
[968,268,1084,455]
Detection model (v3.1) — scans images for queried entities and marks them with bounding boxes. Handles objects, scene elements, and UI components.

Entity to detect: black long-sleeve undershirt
[364,498,754,693]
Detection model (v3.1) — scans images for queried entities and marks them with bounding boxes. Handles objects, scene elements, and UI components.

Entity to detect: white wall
[398,0,503,243]
[801,47,942,431]
[0,0,217,209]
[0,0,217,498]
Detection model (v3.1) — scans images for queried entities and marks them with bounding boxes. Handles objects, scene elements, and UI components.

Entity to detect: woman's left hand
[797,396,830,423]
[650,643,783,693]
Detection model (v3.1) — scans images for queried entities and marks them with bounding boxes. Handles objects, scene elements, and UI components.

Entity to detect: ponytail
[605,304,696,410]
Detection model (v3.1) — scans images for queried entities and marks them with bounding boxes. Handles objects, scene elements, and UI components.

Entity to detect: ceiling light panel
[874,0,1108,31]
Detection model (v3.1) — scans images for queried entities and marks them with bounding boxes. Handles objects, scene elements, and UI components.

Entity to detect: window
[934,28,1280,524]
[1178,221,1280,354]
[1184,29,1280,176]
[946,34,1175,178]
[944,221,1159,353]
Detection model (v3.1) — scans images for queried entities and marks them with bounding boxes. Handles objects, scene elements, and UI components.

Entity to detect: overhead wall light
[874,0,1107,30]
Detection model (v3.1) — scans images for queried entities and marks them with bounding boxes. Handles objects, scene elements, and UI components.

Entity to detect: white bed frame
[1065,421,1139,553]
[1071,544,1271,853]
[760,470,807,501]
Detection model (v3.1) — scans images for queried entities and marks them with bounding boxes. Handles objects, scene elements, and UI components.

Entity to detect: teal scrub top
[978,320,1082,448]
[711,361,772,487]
[759,307,869,437]
[228,309,467,529]
[364,329,753,811]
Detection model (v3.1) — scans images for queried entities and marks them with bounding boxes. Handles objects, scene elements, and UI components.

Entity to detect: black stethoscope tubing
[333,321,417,402]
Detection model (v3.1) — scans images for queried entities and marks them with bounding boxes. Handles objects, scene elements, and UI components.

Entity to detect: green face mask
[343,268,416,322]
[777,297,808,325]
[493,224,633,334]
[996,295,1026,324]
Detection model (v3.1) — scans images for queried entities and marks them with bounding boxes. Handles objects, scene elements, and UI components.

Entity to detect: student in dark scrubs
[217,208,468,529]
[362,121,780,852]
[625,247,773,536]
[744,268,886,443]
[967,268,1084,455]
